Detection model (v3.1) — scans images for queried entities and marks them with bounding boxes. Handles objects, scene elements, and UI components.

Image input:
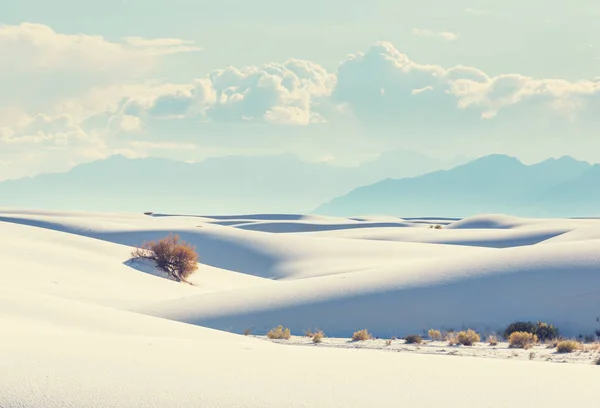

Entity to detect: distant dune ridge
[1,210,600,407]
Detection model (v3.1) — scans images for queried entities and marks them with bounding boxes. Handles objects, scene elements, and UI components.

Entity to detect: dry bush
[385,339,393,346]
[131,234,198,282]
[352,329,373,341]
[585,343,600,352]
[428,329,442,341]
[304,329,314,337]
[243,328,252,336]
[556,340,582,354]
[404,334,423,344]
[595,357,600,365]
[312,331,325,344]
[446,332,458,346]
[456,329,480,346]
[267,325,291,340]
[508,332,538,349]
[487,334,499,346]
[143,211,154,216]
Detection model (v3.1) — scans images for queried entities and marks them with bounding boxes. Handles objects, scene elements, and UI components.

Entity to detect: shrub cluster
[267,325,291,340]
[504,321,559,342]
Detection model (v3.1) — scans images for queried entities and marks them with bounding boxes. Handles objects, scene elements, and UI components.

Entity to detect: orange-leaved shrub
[131,234,198,282]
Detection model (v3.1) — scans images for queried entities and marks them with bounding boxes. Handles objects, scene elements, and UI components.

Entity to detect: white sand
[1,210,599,407]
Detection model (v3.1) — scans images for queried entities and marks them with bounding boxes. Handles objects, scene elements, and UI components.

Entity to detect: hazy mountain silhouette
[314,155,595,217]
[0,151,463,214]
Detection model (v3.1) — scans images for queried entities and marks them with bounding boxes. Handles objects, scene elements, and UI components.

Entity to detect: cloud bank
[2,23,600,179]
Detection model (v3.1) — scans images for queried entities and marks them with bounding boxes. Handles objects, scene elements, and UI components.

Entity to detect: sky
[1,0,599,180]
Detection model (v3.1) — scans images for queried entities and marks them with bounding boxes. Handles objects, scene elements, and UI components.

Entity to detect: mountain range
[0,151,465,214]
[315,155,598,217]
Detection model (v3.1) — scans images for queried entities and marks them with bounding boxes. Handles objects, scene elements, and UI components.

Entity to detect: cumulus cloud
[0,23,200,122]
[0,114,109,179]
[332,41,600,123]
[3,25,600,179]
[412,28,460,41]
[112,59,335,126]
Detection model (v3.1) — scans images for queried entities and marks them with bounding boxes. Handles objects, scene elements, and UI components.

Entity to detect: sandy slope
[1,209,600,406]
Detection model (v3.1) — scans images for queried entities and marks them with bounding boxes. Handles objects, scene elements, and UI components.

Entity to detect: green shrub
[456,329,480,346]
[404,334,423,344]
[503,321,559,341]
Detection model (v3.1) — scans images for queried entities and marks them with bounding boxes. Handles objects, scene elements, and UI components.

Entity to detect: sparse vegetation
[352,329,373,341]
[446,332,458,346]
[131,234,198,282]
[529,352,536,360]
[429,224,443,229]
[385,339,393,346]
[428,329,442,341]
[243,328,252,336]
[312,331,325,344]
[456,329,480,346]
[504,321,559,342]
[556,340,581,353]
[143,212,154,216]
[404,334,423,344]
[595,357,600,365]
[508,332,538,349]
[267,325,291,340]
[487,334,499,346]
[304,329,314,337]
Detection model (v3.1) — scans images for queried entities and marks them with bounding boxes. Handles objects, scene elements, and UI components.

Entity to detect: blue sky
[1,0,599,179]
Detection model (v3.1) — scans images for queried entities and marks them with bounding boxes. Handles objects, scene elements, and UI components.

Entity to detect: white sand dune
[1,209,599,407]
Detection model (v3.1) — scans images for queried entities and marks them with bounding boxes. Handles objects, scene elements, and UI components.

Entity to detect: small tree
[131,234,199,282]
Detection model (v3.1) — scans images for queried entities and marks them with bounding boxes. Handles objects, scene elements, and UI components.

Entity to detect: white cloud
[412,86,435,95]
[0,23,200,124]
[412,28,460,41]
[3,24,600,179]
[122,36,202,55]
